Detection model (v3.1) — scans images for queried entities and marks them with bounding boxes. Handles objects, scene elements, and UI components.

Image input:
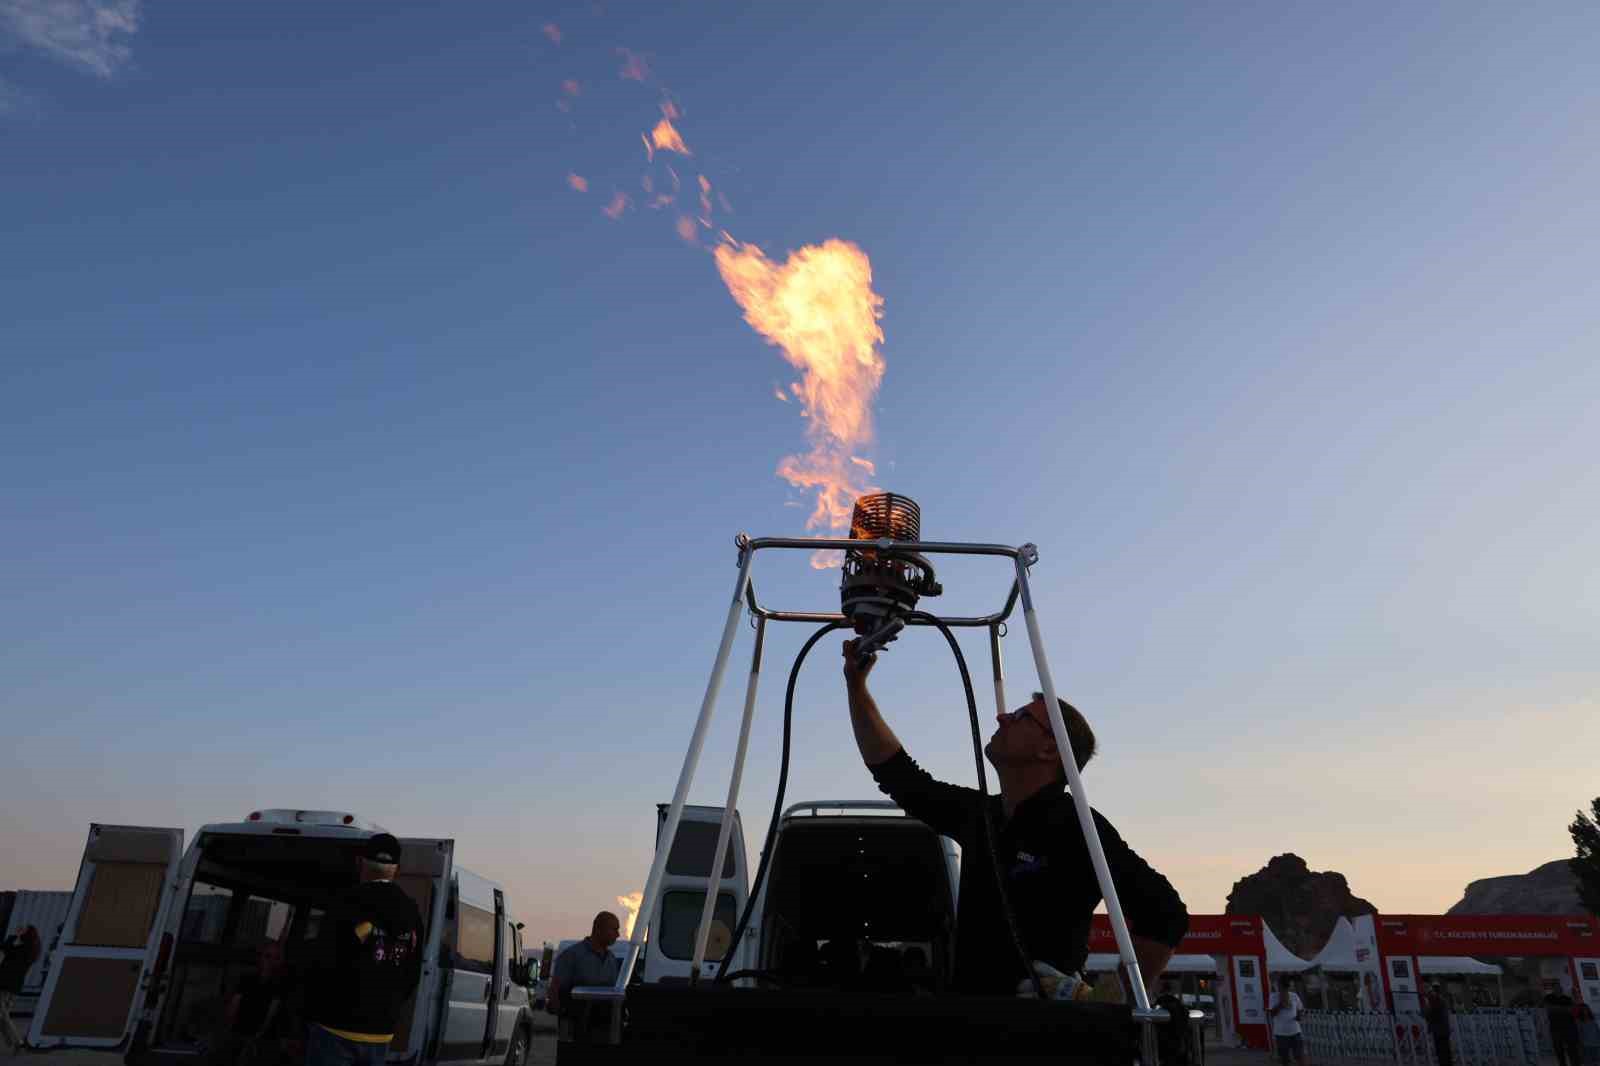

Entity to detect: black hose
[715,620,848,984]
[909,610,1044,1001]
[714,612,1043,1001]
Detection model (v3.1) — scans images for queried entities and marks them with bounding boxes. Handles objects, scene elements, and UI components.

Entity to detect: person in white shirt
[1268,975,1306,1064]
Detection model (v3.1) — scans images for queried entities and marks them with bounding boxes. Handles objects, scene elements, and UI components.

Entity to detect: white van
[27,812,539,1066]
[634,804,752,984]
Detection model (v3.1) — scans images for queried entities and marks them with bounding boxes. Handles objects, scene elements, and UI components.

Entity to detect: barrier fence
[1299,1010,1543,1066]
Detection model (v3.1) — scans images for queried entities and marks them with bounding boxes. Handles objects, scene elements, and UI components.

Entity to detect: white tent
[1262,921,1313,973]
[1311,916,1364,971]
[1310,917,1500,976]
[1085,953,1217,975]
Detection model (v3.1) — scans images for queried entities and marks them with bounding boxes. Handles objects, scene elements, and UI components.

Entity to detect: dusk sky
[4,1,1598,948]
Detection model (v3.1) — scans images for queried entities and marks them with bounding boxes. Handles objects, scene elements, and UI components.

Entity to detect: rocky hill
[1446,859,1583,915]
[1225,853,1377,958]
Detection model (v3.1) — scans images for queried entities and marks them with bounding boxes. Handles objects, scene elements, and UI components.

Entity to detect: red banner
[1090,913,1265,956]
[1375,914,1600,957]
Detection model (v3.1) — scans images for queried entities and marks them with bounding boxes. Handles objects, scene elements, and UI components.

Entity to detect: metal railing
[1300,1009,1542,1066]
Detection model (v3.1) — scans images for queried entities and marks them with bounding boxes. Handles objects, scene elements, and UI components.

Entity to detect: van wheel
[504,1026,529,1066]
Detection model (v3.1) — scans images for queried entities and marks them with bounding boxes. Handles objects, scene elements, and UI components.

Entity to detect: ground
[19,1036,1567,1065]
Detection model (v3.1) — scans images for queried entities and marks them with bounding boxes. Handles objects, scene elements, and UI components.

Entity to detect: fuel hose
[716,616,1043,1000]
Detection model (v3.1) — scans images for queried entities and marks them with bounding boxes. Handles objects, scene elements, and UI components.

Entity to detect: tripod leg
[615,548,754,990]
[1014,555,1153,1014]
[690,616,767,982]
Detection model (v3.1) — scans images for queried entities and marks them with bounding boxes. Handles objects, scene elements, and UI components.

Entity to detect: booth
[1372,913,1600,1013]
[1091,914,1275,1049]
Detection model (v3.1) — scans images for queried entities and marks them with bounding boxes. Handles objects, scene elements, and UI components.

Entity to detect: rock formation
[1225,853,1377,957]
[1446,859,1583,915]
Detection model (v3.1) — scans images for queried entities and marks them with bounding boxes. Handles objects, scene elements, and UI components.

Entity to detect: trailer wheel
[504,1025,529,1066]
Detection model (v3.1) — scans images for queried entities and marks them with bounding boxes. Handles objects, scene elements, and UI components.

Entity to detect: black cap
[363,832,401,865]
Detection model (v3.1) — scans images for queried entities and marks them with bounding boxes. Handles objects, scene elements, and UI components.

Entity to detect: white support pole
[689,616,766,983]
[613,546,754,991]
[988,623,1008,719]
[1014,551,1153,1014]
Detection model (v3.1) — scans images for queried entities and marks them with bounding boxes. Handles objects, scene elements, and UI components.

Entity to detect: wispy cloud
[0,0,141,78]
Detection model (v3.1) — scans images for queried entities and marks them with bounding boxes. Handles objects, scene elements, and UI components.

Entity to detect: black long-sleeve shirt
[869,748,1188,995]
[305,880,424,1039]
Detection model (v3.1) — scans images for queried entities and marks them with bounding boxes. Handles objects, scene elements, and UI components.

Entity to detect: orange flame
[567,173,589,193]
[602,191,630,219]
[616,891,643,938]
[676,215,700,245]
[542,22,562,44]
[713,236,885,552]
[648,103,691,158]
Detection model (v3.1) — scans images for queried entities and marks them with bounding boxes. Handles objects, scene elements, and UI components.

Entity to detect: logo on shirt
[356,921,417,966]
[1010,851,1047,877]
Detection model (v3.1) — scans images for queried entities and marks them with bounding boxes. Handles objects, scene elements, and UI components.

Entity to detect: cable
[715,619,848,985]
[909,610,1044,1001]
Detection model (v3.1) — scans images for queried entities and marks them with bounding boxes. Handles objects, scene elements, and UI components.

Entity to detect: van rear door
[391,837,453,1063]
[27,824,185,1050]
[642,804,749,983]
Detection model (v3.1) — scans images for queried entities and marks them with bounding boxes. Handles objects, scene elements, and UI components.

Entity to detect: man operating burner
[842,638,1188,998]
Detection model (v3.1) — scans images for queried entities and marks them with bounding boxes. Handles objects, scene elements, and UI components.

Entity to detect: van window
[180,883,234,944]
[454,903,496,973]
[234,896,294,944]
[657,890,737,961]
[664,822,737,878]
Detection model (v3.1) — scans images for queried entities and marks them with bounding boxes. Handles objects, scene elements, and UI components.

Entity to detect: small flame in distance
[714,236,885,561]
[616,891,643,939]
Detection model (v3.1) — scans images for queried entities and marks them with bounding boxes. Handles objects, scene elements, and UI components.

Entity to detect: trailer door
[27,824,184,1050]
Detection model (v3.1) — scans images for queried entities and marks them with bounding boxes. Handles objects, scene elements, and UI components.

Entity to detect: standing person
[214,942,292,1066]
[1548,982,1584,1066]
[841,640,1188,997]
[303,834,423,1066]
[1423,983,1454,1066]
[1267,975,1305,1065]
[1574,1002,1600,1066]
[0,926,42,1053]
[548,913,622,1043]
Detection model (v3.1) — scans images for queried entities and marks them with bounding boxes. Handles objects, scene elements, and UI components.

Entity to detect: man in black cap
[304,833,424,1066]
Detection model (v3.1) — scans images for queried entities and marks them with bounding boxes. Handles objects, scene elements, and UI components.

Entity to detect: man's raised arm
[843,639,902,766]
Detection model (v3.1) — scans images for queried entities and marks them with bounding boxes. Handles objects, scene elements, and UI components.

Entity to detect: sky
[3,1,1598,950]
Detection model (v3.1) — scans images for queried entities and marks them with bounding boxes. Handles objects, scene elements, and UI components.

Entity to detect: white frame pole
[689,615,767,983]
[989,622,1008,719]
[1014,551,1153,1014]
[613,545,754,991]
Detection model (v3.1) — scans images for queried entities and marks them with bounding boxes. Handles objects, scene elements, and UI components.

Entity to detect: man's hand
[842,638,876,688]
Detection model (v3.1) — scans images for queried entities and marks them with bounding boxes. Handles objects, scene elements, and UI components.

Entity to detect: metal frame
[575,533,1158,1021]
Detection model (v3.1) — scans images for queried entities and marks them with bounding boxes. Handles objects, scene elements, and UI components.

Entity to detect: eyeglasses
[998,708,1048,732]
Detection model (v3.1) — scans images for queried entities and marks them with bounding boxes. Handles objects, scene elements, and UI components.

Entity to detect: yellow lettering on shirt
[353,921,374,942]
[319,1025,392,1045]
